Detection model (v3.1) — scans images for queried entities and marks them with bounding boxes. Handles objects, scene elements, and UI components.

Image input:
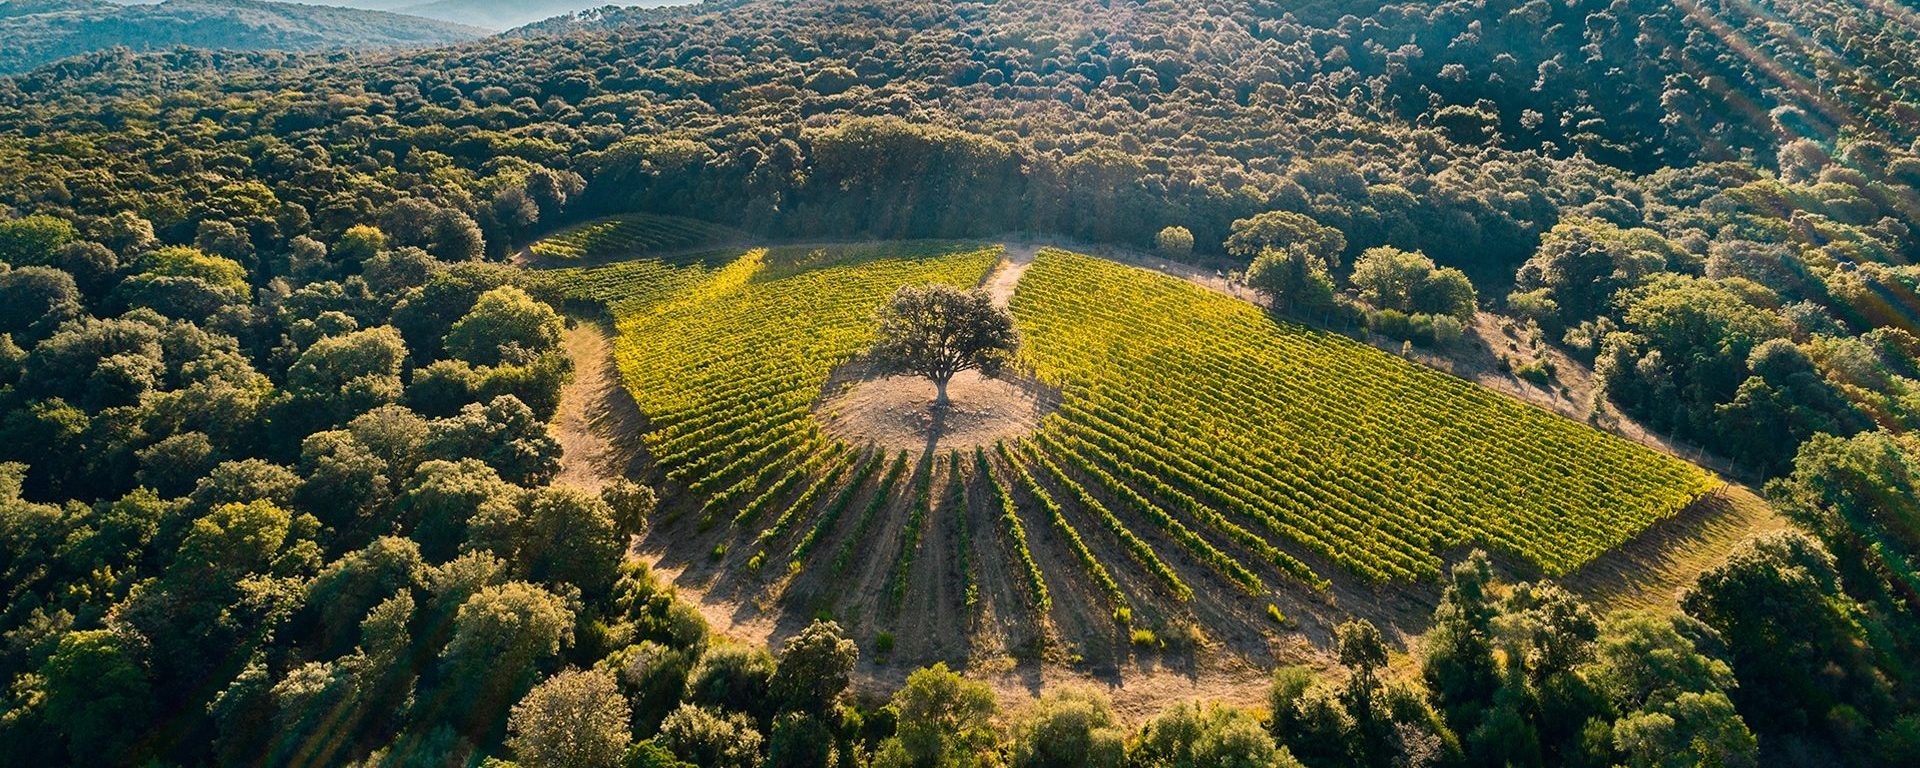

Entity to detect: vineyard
[605,241,1000,534]
[554,242,1716,662]
[1010,249,1717,585]
[530,252,724,316]
[525,213,739,262]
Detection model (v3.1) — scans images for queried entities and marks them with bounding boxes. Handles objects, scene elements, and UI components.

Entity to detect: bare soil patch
[816,367,1059,453]
[552,321,649,492]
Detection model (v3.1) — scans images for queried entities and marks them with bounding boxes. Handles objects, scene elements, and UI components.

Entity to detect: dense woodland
[1,0,1919,765]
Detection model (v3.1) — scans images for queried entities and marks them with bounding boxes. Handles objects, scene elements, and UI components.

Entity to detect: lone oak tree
[869,284,1019,407]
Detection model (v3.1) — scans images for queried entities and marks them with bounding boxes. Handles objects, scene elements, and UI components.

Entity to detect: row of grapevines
[1036,431,1263,595]
[1061,418,1329,588]
[831,451,911,576]
[886,452,947,615]
[1017,440,1192,602]
[949,463,978,612]
[976,447,1049,614]
[999,442,1129,617]
[723,441,849,529]
[750,450,871,571]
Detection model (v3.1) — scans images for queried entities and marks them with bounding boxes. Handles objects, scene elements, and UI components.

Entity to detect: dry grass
[1561,484,1788,612]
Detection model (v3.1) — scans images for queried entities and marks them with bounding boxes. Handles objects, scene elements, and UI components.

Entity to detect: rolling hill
[387,0,688,32]
[2,0,1918,763]
[532,237,1718,665]
[0,0,485,73]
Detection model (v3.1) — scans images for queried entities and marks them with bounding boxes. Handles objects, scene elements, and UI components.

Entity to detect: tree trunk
[934,376,950,408]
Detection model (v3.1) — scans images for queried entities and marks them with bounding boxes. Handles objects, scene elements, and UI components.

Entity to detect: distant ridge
[0,0,486,73]
[389,0,688,32]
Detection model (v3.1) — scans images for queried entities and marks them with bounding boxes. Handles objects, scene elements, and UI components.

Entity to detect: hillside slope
[0,0,485,73]
[391,0,685,32]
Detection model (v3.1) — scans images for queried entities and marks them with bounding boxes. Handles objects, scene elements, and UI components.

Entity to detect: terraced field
[552,242,1717,660]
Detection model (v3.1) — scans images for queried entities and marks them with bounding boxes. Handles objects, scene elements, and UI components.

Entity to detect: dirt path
[552,321,647,492]
[551,319,788,653]
[983,243,1038,307]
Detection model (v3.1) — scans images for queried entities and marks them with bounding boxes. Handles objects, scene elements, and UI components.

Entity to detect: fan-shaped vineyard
[526,213,738,261]
[556,242,1716,654]
[1011,249,1718,584]
[604,242,1000,530]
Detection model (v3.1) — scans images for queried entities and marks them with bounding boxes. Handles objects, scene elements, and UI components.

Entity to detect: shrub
[1155,226,1194,259]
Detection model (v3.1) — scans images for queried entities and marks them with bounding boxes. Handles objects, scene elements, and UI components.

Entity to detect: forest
[1,0,1919,766]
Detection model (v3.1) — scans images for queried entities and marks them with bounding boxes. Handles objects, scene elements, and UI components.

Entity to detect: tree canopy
[868,283,1019,405]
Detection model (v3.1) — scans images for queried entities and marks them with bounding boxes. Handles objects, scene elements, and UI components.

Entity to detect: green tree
[48,241,119,299]
[869,284,1019,407]
[1766,430,1920,607]
[684,642,775,719]
[768,711,838,768]
[129,245,250,294]
[295,429,395,539]
[423,395,561,486]
[435,581,575,736]
[1411,266,1477,322]
[1584,611,1757,768]
[134,431,217,498]
[1155,226,1195,259]
[877,662,999,768]
[38,629,154,765]
[466,485,622,597]
[0,265,83,341]
[1349,246,1432,311]
[507,668,632,768]
[335,224,388,271]
[296,537,427,658]
[1009,687,1125,768]
[1129,701,1301,768]
[1510,218,1674,328]
[655,704,763,768]
[1714,341,1870,474]
[445,285,566,367]
[1224,211,1345,266]
[94,211,156,258]
[617,640,697,736]
[1595,276,1789,441]
[602,479,656,538]
[379,198,485,263]
[1422,553,1501,736]
[395,458,517,562]
[0,214,79,266]
[1681,531,1893,746]
[189,459,300,513]
[770,619,858,713]
[288,326,409,423]
[1244,245,1336,315]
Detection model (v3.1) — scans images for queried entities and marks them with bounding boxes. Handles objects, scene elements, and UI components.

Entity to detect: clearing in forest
[544,240,1718,666]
